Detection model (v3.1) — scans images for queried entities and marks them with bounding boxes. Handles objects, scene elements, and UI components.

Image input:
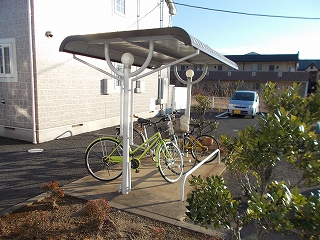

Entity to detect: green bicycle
[85,118,184,183]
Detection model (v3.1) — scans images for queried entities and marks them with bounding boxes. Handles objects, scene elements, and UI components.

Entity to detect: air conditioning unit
[134,80,145,93]
[101,79,114,95]
[156,99,166,105]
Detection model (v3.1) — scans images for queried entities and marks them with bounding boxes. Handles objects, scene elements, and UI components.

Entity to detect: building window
[180,65,189,71]
[269,65,275,72]
[218,65,222,71]
[257,64,262,71]
[195,65,204,71]
[115,0,125,15]
[252,64,262,71]
[113,63,123,91]
[251,64,257,71]
[0,38,17,82]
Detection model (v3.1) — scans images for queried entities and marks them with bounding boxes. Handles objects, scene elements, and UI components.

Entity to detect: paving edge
[109,201,231,239]
[0,192,48,217]
[1,191,231,239]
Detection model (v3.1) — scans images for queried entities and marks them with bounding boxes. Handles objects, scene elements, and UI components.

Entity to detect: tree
[186,82,320,239]
[191,94,218,135]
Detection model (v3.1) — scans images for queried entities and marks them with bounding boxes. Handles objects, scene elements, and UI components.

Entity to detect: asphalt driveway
[0,110,258,214]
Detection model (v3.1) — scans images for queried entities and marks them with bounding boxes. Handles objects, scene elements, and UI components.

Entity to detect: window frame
[0,38,18,82]
[113,63,123,92]
[269,65,275,72]
[115,0,125,16]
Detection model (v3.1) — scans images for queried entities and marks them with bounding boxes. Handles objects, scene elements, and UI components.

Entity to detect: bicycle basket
[158,121,174,139]
[173,115,189,133]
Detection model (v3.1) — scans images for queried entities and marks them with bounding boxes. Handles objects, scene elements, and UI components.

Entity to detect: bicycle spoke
[158,141,183,183]
[85,138,123,181]
[175,135,197,173]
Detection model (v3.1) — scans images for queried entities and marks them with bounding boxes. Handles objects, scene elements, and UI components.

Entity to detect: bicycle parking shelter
[59,26,238,194]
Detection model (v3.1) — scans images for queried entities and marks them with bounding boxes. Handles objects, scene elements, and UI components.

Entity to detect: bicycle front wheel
[157,141,183,183]
[85,138,123,181]
[195,135,219,163]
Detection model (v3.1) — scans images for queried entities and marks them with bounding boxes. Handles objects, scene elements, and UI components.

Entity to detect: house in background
[0,0,177,143]
[298,60,320,94]
[171,52,310,96]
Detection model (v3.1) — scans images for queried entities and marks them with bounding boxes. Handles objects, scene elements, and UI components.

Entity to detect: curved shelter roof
[59,27,238,70]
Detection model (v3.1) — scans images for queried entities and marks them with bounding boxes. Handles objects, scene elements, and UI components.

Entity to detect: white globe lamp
[121,53,134,66]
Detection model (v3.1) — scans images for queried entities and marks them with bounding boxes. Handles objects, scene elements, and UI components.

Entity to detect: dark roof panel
[298,60,320,70]
[59,27,238,70]
[225,53,299,63]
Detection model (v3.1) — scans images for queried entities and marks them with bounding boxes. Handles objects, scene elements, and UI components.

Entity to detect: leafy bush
[187,82,320,240]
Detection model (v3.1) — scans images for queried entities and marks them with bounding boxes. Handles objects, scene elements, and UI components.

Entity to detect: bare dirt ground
[0,195,223,240]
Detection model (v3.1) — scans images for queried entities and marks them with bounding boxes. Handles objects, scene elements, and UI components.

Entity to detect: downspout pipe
[165,0,177,15]
[28,0,37,144]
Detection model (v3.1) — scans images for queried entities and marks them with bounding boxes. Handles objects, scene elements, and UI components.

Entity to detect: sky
[171,0,320,59]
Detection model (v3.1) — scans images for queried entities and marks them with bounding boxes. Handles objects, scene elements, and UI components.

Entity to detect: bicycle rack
[59,27,237,195]
[180,149,220,201]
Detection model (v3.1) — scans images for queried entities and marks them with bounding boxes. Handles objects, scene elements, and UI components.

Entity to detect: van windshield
[232,92,255,101]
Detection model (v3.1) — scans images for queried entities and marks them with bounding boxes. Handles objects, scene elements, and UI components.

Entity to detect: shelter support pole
[121,53,135,194]
[104,41,153,194]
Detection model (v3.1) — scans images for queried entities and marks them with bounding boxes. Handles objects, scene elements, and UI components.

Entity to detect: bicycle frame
[129,131,165,165]
[189,134,207,151]
[86,131,168,168]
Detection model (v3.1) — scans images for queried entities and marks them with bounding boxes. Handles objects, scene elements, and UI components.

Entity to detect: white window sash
[0,38,18,82]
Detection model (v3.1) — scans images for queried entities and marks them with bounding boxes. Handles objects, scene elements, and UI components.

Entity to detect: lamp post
[185,69,194,118]
[121,52,134,195]
[173,65,208,119]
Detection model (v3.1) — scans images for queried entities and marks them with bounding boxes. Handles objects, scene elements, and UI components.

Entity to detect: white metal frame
[73,41,202,194]
[180,149,220,201]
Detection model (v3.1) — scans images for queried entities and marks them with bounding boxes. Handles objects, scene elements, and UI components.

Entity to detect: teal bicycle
[85,117,184,183]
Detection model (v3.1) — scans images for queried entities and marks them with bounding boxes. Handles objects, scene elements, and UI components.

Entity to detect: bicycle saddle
[189,123,200,128]
[138,118,151,124]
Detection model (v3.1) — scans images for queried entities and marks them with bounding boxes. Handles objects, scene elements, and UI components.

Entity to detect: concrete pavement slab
[64,157,226,236]
[65,157,225,220]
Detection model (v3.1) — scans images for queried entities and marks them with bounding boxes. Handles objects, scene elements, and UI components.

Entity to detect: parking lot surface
[0,111,257,215]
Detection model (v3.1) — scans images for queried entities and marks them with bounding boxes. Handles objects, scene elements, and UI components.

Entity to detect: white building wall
[0,0,173,142]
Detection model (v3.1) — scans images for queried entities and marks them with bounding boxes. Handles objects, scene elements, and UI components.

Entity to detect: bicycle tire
[157,141,183,183]
[195,135,219,163]
[175,135,197,173]
[85,138,123,181]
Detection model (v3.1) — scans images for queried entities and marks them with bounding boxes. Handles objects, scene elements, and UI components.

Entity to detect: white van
[227,91,259,118]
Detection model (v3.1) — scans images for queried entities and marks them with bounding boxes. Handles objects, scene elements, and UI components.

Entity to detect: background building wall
[0,0,32,140]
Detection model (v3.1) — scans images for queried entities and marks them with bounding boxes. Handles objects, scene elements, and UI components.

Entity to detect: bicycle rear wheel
[85,138,123,181]
[175,135,197,173]
[117,127,145,155]
[195,135,219,163]
[158,141,183,183]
